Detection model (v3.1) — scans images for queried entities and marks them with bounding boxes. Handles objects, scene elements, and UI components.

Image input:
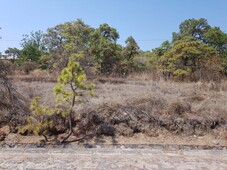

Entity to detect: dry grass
[15,76,227,117]
[13,69,58,82]
[6,67,224,143]
[14,77,227,139]
[0,66,223,145]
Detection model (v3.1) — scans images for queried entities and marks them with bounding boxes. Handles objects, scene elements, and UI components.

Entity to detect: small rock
[212,140,219,145]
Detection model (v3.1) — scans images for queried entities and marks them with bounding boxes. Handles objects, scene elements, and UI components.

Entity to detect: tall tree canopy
[172,18,211,42]
[90,23,121,74]
[154,18,227,81]
[43,19,94,70]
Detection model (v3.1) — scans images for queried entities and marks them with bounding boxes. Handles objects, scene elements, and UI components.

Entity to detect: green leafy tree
[172,18,227,52]
[5,47,20,62]
[156,18,227,81]
[160,38,222,81]
[123,36,140,60]
[172,18,211,42]
[21,30,46,51]
[44,19,94,71]
[19,97,55,141]
[20,56,95,143]
[203,27,227,52]
[117,36,140,76]
[54,57,95,142]
[16,30,46,64]
[152,40,172,57]
[98,23,119,42]
[43,24,66,52]
[91,23,121,74]
[20,44,42,62]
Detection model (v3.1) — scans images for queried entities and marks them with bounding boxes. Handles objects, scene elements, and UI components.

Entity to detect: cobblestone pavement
[0,146,226,170]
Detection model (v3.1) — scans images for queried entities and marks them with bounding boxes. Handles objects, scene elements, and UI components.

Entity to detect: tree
[91,23,121,74]
[54,57,95,142]
[20,55,95,143]
[0,61,29,129]
[203,27,227,52]
[123,36,140,60]
[17,30,46,64]
[5,47,20,62]
[44,19,94,71]
[117,36,140,76]
[172,18,227,53]
[160,37,222,81]
[21,44,42,62]
[98,23,119,42]
[172,18,211,42]
[43,24,66,52]
[154,18,227,81]
[21,30,45,51]
[152,40,171,57]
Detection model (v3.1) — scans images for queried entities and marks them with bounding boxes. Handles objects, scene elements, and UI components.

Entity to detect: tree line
[3,18,227,81]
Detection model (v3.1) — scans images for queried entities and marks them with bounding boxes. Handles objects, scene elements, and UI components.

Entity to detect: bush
[0,61,29,130]
[20,61,37,74]
[20,59,95,142]
[160,39,223,82]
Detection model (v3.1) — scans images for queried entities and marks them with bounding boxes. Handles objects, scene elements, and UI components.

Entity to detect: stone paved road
[0,146,226,170]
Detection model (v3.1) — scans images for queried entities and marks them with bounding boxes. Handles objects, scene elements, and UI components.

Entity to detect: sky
[0,0,227,53]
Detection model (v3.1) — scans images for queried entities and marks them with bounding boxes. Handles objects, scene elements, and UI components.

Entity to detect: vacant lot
[10,76,227,146]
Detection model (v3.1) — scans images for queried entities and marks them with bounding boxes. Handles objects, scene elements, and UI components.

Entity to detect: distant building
[0,54,18,62]
[0,54,9,59]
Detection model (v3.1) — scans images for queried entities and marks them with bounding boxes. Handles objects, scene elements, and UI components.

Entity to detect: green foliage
[115,36,141,76]
[152,18,227,81]
[20,43,42,62]
[54,59,95,106]
[44,19,94,71]
[123,36,140,60]
[152,41,172,57]
[19,30,47,63]
[21,30,46,51]
[6,17,227,80]
[5,47,20,61]
[203,27,227,52]
[160,38,222,81]
[20,57,95,142]
[172,18,211,42]
[148,41,172,67]
[90,23,121,74]
[19,97,54,136]
[172,18,227,53]
[54,59,95,142]
[98,23,119,42]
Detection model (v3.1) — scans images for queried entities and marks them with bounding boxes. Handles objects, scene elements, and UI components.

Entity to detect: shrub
[20,61,37,74]
[0,61,29,130]
[20,59,95,142]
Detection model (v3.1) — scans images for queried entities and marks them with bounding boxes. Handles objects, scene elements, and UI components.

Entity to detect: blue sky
[0,0,227,53]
